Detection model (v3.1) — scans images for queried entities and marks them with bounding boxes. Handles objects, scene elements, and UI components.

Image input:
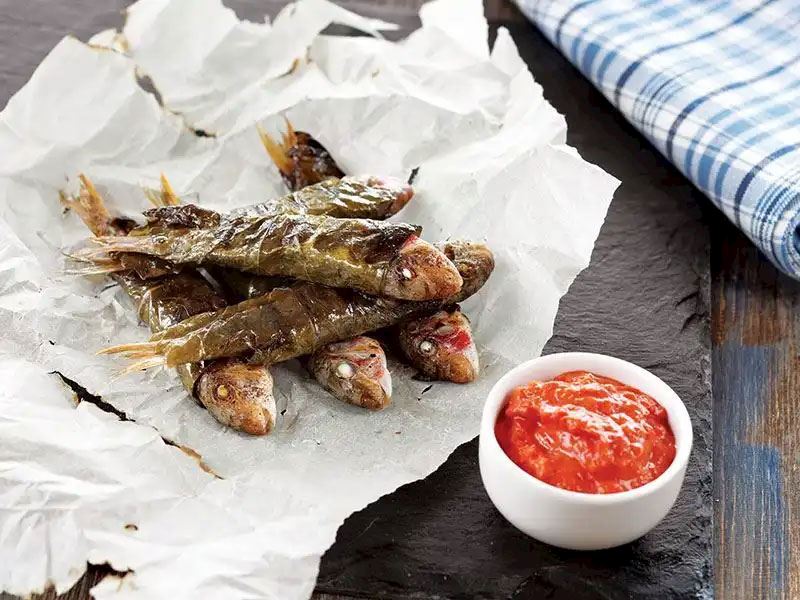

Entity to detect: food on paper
[100,241,494,369]
[261,125,481,385]
[73,125,490,426]
[80,214,462,301]
[0,0,619,595]
[397,307,478,384]
[309,336,392,410]
[63,175,276,435]
[211,266,392,410]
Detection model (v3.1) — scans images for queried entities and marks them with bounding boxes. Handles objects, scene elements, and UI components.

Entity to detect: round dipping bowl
[478,352,693,551]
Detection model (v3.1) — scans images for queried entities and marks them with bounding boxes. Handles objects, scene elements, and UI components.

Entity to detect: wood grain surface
[712,215,800,599]
[0,0,795,599]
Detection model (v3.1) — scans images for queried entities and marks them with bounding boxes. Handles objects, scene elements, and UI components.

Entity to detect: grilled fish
[83,213,463,301]
[308,336,392,410]
[63,175,276,435]
[259,120,344,190]
[261,126,480,385]
[137,175,414,230]
[211,267,393,410]
[100,241,494,370]
[397,307,478,383]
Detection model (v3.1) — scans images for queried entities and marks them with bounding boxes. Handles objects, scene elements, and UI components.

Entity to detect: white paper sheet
[0,0,619,598]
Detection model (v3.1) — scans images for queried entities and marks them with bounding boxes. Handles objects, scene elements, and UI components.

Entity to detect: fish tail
[62,244,128,271]
[78,174,102,202]
[117,355,167,375]
[258,123,293,177]
[161,173,181,206]
[64,261,127,276]
[98,340,158,357]
[143,186,162,208]
[66,244,115,265]
[281,116,297,150]
[143,173,181,208]
[160,173,181,206]
[60,174,115,237]
[91,235,160,255]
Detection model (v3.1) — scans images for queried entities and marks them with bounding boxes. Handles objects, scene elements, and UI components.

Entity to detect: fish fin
[143,174,181,208]
[97,341,155,355]
[64,262,126,276]
[160,173,181,206]
[62,244,127,273]
[82,235,157,256]
[118,355,167,375]
[282,116,297,151]
[61,175,115,237]
[143,186,163,208]
[258,123,293,177]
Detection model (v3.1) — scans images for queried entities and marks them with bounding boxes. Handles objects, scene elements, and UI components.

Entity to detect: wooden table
[0,1,796,598]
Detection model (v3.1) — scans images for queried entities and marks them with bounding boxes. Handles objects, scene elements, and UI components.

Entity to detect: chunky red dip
[494,371,676,494]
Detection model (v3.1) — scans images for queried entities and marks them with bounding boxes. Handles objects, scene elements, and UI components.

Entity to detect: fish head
[195,359,276,435]
[399,308,479,383]
[383,235,463,300]
[439,241,495,301]
[312,336,392,410]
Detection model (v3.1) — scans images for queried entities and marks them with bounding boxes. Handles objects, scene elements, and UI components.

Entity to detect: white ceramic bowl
[479,352,692,551]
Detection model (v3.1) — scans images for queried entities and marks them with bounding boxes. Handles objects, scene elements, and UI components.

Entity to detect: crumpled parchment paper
[0,0,619,598]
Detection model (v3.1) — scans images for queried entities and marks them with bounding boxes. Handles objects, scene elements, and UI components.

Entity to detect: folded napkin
[516,0,800,277]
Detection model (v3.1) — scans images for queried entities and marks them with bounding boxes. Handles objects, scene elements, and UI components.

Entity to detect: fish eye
[336,362,355,379]
[419,340,435,354]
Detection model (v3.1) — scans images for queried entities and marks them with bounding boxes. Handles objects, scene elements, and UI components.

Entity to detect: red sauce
[494,371,676,494]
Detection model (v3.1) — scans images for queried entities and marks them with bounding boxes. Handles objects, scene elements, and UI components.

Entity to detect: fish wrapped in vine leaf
[237,175,413,220]
[137,175,414,231]
[261,125,481,385]
[82,213,463,301]
[211,267,392,410]
[73,174,414,281]
[63,175,276,435]
[101,241,494,370]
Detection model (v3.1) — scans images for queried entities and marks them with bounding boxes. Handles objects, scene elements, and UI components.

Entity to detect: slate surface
[0,3,712,599]
[315,21,713,600]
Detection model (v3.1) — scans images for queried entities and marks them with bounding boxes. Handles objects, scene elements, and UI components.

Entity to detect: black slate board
[316,21,713,600]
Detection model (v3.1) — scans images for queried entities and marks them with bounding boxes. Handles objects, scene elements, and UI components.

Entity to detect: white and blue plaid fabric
[516,0,800,277]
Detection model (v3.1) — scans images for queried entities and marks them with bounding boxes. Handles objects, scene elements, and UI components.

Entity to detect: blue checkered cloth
[515,0,800,278]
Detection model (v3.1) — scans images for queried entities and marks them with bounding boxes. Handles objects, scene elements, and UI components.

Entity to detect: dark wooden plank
[317,16,712,600]
[712,215,799,599]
